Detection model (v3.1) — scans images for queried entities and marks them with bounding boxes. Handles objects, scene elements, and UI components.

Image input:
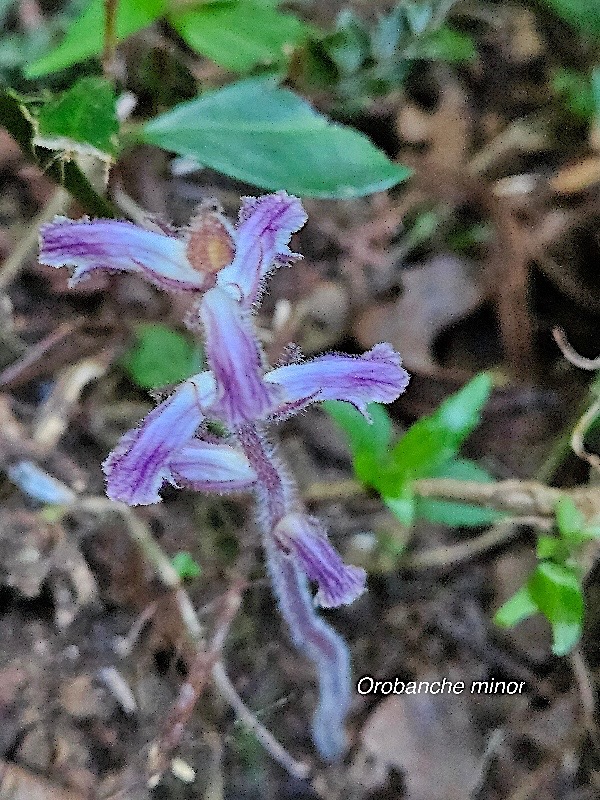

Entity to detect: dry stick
[102,0,119,82]
[148,582,244,784]
[0,320,79,387]
[411,478,567,516]
[402,516,552,570]
[212,662,311,780]
[571,395,600,474]
[67,498,310,781]
[0,188,70,291]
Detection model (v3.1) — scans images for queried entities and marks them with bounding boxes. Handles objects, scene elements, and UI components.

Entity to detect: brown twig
[148,581,244,783]
[571,395,600,474]
[0,321,80,387]
[0,188,69,291]
[102,0,119,81]
[64,498,310,782]
[402,516,551,569]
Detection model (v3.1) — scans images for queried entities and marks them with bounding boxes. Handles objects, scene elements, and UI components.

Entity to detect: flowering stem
[237,422,353,760]
[102,0,118,82]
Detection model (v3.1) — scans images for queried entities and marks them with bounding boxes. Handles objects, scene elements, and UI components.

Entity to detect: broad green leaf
[323,400,392,484]
[25,0,166,78]
[122,324,203,389]
[170,1,313,73]
[34,76,118,158]
[542,0,600,37]
[143,76,411,198]
[383,372,493,496]
[414,458,502,527]
[528,562,583,625]
[495,585,538,628]
[171,551,202,581]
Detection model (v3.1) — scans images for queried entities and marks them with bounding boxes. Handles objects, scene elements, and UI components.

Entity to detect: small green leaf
[495,585,539,628]
[552,68,596,121]
[25,0,166,78]
[542,0,600,38]
[323,400,391,484]
[324,10,370,74]
[384,372,493,496]
[34,76,118,158]
[555,497,585,543]
[527,562,583,656]
[384,487,415,527]
[414,458,502,527]
[170,1,314,73]
[122,324,203,389]
[171,551,202,581]
[536,535,570,563]
[550,621,582,656]
[407,26,476,62]
[143,76,411,198]
[0,89,116,217]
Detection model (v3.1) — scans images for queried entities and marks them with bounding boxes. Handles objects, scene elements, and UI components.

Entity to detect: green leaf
[122,324,203,389]
[384,487,415,527]
[536,535,570,563]
[142,76,411,198]
[555,497,585,541]
[550,622,582,656]
[170,1,314,73]
[528,562,583,624]
[542,0,600,37]
[552,68,596,121]
[171,551,202,581]
[383,372,493,496]
[407,26,476,63]
[323,400,392,484]
[25,0,166,78]
[495,585,539,628]
[324,10,370,75]
[0,89,116,217]
[414,458,502,527]
[34,76,118,158]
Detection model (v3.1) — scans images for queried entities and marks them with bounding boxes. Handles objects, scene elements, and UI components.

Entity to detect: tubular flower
[39,191,410,760]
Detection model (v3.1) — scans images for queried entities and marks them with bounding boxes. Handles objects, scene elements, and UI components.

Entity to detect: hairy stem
[237,422,353,760]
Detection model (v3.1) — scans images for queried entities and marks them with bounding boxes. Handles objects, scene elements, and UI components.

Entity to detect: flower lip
[40,217,209,293]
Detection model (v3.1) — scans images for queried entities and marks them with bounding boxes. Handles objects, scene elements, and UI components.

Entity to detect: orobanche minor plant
[39,191,409,759]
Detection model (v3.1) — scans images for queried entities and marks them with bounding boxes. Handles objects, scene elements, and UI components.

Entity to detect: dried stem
[212,662,311,779]
[0,188,69,291]
[553,327,600,371]
[102,0,119,81]
[402,516,552,569]
[149,582,244,782]
[64,497,309,782]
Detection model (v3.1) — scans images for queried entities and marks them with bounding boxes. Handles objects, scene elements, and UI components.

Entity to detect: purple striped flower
[39,191,410,759]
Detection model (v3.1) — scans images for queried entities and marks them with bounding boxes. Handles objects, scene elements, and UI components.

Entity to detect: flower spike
[40,192,411,763]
